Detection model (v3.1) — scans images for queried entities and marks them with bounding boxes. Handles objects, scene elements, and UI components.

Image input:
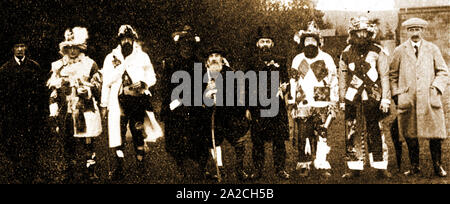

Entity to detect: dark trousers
[251,133,287,172]
[345,101,384,162]
[118,95,146,156]
[220,135,246,172]
[404,137,442,168]
[9,148,39,184]
[390,118,403,169]
[60,114,96,181]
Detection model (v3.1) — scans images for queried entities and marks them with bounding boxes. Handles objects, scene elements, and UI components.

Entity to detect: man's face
[207,53,223,72]
[179,40,193,59]
[304,37,318,47]
[256,38,274,50]
[65,46,81,59]
[121,37,133,46]
[407,27,423,43]
[120,37,134,57]
[13,43,26,59]
[303,37,319,59]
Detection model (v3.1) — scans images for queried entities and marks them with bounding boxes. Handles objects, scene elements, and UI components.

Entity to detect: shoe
[249,170,262,180]
[236,170,249,181]
[112,170,125,181]
[277,170,290,180]
[320,170,332,178]
[202,170,220,181]
[376,169,392,179]
[342,170,361,179]
[434,165,447,177]
[404,167,421,176]
[111,165,125,181]
[298,168,310,178]
[87,167,99,182]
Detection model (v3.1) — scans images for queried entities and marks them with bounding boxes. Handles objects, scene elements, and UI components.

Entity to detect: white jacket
[101,42,157,147]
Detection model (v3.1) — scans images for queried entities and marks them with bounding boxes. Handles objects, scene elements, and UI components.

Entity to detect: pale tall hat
[59,27,89,52]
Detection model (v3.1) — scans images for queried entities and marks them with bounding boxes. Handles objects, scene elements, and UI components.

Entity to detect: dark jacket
[207,65,250,146]
[0,57,48,160]
[161,54,210,162]
[248,51,290,141]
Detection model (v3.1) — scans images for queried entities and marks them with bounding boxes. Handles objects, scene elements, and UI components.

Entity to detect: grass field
[0,87,448,184]
[1,111,448,184]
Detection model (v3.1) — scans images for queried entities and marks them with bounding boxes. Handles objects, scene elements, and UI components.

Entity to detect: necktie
[414,45,418,58]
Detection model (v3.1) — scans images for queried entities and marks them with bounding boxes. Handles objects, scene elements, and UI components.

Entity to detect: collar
[410,39,422,48]
[14,56,25,65]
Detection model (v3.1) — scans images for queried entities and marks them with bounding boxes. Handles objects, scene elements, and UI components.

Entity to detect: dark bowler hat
[206,44,226,56]
[11,34,28,47]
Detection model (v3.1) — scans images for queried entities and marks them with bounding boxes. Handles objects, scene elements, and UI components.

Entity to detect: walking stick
[102,109,114,180]
[207,69,221,182]
[211,106,222,183]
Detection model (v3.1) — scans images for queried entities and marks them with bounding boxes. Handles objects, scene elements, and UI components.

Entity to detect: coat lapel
[416,40,428,66]
[404,41,418,64]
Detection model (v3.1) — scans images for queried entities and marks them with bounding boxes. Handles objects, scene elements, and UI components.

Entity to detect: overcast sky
[316,0,395,11]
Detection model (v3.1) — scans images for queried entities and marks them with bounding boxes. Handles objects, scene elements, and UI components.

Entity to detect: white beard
[208,63,223,72]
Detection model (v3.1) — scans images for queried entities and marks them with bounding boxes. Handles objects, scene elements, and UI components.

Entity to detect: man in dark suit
[247,25,290,180]
[0,36,47,183]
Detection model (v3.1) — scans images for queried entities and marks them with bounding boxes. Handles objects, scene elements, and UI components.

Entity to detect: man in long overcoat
[389,17,449,177]
[0,36,47,183]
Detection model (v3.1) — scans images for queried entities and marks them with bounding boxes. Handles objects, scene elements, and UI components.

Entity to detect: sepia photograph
[0,0,449,193]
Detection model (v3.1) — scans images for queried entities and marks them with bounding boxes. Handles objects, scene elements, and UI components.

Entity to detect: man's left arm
[377,50,391,102]
[142,54,157,90]
[431,45,449,95]
[326,55,339,103]
[279,57,290,101]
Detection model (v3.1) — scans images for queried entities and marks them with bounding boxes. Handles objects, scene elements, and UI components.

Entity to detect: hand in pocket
[430,87,442,108]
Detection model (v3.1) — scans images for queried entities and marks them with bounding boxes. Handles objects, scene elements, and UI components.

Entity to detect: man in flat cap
[390,17,449,177]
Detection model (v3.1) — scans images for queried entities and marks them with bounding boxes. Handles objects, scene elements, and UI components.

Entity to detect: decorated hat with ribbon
[172,25,201,43]
[348,16,378,35]
[118,24,139,40]
[59,27,89,51]
[294,21,322,45]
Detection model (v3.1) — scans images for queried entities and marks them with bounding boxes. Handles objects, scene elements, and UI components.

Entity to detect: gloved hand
[339,102,345,111]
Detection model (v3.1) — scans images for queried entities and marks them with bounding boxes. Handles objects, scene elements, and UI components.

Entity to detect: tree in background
[0,0,328,72]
